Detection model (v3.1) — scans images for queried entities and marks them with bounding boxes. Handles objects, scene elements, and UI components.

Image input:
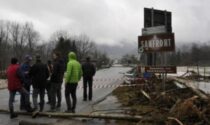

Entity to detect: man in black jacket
[82,57,96,101]
[30,55,49,112]
[50,51,65,111]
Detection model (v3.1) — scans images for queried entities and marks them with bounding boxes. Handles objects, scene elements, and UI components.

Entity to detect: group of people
[6,51,96,119]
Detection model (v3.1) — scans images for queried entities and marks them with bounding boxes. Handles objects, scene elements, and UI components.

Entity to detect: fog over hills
[97,42,138,59]
[97,40,210,59]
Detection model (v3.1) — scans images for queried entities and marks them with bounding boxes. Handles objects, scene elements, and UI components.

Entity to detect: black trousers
[32,88,45,111]
[20,84,31,109]
[50,83,62,109]
[65,83,78,110]
[83,77,93,100]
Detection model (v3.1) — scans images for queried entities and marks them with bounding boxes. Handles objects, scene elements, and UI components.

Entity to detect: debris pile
[113,76,210,125]
[181,70,210,81]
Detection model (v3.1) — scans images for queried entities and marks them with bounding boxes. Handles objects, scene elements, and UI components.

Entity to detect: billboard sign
[138,33,175,52]
[145,66,177,73]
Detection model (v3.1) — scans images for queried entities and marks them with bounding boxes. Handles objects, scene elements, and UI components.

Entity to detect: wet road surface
[0,66,131,125]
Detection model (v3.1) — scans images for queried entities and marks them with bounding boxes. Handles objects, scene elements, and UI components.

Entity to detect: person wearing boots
[30,55,49,112]
[65,52,82,113]
[6,58,33,119]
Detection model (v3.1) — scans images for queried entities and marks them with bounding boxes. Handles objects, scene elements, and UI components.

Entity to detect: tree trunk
[0,109,145,122]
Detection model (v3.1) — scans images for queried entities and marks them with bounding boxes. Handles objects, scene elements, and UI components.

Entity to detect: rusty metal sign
[145,66,177,73]
[138,33,175,53]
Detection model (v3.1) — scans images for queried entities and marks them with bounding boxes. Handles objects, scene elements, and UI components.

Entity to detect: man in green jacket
[65,52,82,113]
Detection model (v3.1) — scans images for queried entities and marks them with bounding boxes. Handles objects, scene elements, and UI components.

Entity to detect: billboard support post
[139,7,176,92]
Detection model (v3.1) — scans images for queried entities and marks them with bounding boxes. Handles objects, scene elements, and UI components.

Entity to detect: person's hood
[68,52,77,61]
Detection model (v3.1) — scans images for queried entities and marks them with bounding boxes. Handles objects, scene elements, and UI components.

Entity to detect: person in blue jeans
[7,58,33,119]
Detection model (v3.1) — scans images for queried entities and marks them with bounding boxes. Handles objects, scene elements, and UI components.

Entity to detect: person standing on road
[20,55,33,110]
[82,57,96,101]
[49,51,65,112]
[6,58,33,119]
[46,60,53,104]
[65,52,82,113]
[30,55,49,112]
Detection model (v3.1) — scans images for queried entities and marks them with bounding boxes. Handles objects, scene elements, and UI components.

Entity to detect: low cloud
[0,0,209,45]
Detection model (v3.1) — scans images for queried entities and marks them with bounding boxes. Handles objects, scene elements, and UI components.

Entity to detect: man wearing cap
[30,55,49,112]
[20,55,33,110]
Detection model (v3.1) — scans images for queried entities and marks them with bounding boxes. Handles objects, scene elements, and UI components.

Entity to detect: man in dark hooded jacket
[30,55,49,112]
[49,51,65,112]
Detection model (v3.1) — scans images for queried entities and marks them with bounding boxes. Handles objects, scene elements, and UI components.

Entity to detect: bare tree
[75,34,96,60]
[9,22,24,61]
[49,30,70,43]
[24,22,40,55]
[0,20,40,66]
[0,21,11,70]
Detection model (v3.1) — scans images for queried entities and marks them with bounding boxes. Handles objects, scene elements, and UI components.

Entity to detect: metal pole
[0,37,2,71]
[204,66,206,80]
[151,8,155,66]
[197,63,200,80]
[162,11,168,92]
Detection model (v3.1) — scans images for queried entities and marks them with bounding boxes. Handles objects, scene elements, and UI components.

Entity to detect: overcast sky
[0,0,209,46]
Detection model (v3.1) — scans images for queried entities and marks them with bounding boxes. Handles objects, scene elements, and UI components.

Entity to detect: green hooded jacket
[65,52,82,83]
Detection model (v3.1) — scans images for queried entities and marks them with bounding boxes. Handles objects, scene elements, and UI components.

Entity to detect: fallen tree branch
[0,109,144,122]
[19,120,50,125]
[141,89,151,100]
[169,99,181,113]
[167,117,184,125]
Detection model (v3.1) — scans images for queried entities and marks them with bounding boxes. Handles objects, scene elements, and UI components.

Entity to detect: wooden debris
[19,120,50,125]
[114,75,210,125]
[167,117,184,125]
[140,89,151,100]
[0,109,144,122]
[169,99,181,113]
[170,77,209,100]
